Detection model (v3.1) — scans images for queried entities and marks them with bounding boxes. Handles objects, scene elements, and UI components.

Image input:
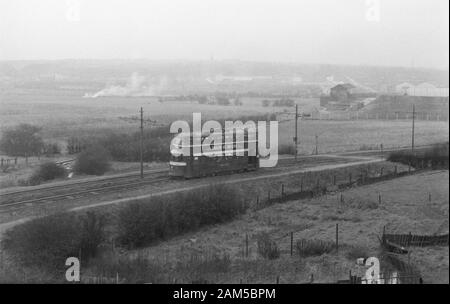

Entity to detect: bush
[117,184,246,249]
[296,239,335,257]
[387,143,449,169]
[279,144,296,155]
[256,233,280,260]
[31,162,66,182]
[345,245,369,261]
[2,212,106,274]
[74,145,111,175]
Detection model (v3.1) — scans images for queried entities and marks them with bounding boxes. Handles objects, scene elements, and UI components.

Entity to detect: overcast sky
[0,0,448,69]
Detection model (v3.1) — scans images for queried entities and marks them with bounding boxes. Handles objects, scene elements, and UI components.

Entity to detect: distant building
[320,83,377,109]
[330,84,356,102]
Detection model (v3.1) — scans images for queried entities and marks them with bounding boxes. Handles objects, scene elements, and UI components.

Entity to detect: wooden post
[333,175,336,186]
[428,193,431,202]
[290,232,294,256]
[256,195,260,208]
[380,167,384,177]
[281,184,285,199]
[340,193,344,203]
[245,234,249,258]
[378,193,382,205]
[335,224,339,253]
[394,165,398,175]
[268,190,271,203]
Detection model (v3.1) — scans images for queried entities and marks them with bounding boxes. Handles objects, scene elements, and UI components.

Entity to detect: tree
[0,124,44,158]
[73,145,111,176]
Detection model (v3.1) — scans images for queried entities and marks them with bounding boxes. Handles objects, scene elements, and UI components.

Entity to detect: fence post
[290,232,294,256]
[394,166,398,175]
[281,184,285,200]
[1,158,3,167]
[408,163,411,173]
[245,234,249,258]
[428,193,431,202]
[380,167,384,177]
[378,193,382,205]
[268,190,271,203]
[335,223,339,253]
[333,175,336,186]
[256,195,260,208]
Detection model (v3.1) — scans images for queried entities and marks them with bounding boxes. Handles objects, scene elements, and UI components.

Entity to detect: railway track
[0,169,169,213]
[0,145,432,214]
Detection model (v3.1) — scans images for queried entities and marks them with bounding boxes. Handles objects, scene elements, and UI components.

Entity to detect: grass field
[82,170,448,284]
[279,119,449,154]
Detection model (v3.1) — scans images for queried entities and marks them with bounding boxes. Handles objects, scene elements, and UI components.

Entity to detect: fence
[307,111,448,121]
[383,232,449,248]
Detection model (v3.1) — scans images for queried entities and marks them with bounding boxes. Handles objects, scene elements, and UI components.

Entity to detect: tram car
[169,129,259,178]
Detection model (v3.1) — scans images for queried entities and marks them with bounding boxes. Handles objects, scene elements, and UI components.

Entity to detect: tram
[169,129,259,178]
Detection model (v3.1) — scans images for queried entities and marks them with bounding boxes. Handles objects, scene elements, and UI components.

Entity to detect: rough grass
[296,239,336,257]
[2,212,106,275]
[117,184,246,249]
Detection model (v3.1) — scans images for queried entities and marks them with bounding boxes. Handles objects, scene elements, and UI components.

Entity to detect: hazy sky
[0,0,448,69]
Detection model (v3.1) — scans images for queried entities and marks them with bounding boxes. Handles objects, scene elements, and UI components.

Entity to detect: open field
[2,167,446,283]
[81,170,448,284]
[279,119,449,154]
[0,93,280,140]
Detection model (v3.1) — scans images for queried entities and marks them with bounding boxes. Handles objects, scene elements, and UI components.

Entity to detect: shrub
[31,162,66,182]
[279,144,296,155]
[2,212,106,274]
[296,239,335,257]
[117,184,246,249]
[387,143,449,169]
[345,245,369,261]
[74,145,111,175]
[256,233,280,260]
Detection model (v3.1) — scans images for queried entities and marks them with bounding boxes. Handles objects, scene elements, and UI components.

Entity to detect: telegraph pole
[315,134,319,155]
[140,107,144,179]
[411,104,415,153]
[294,104,298,160]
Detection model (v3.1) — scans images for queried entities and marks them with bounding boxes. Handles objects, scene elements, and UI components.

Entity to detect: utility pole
[411,104,415,153]
[295,104,298,160]
[315,134,319,155]
[140,107,144,179]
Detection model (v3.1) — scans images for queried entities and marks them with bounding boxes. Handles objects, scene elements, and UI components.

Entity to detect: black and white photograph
[0,0,448,291]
